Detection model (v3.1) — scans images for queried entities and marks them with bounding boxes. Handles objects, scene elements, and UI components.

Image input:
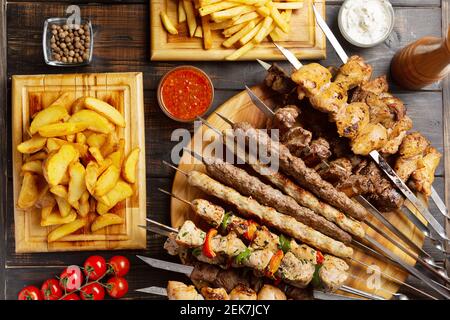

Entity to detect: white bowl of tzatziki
[338,0,395,48]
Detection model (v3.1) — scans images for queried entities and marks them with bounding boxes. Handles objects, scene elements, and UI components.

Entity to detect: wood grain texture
[0,0,7,300]
[2,1,448,300]
[11,72,147,252]
[170,85,427,300]
[151,0,326,61]
[5,3,443,90]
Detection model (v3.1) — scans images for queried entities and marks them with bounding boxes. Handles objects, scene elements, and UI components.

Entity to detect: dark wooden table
[0,0,449,300]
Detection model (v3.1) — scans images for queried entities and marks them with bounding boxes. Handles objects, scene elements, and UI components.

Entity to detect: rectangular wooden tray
[150,0,326,61]
[12,72,147,253]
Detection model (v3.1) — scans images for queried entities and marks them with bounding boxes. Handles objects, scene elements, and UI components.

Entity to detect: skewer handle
[391,24,450,90]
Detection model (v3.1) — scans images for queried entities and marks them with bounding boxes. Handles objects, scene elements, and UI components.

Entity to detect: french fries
[160,11,179,35]
[160,0,301,60]
[16,92,140,243]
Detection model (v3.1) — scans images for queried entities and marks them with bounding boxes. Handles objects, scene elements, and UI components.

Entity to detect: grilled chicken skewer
[158,190,350,292]
[195,118,450,297]
[137,279,363,300]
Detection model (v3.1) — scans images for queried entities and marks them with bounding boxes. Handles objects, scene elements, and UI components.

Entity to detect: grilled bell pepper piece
[203,228,218,259]
[243,220,258,242]
[265,249,284,278]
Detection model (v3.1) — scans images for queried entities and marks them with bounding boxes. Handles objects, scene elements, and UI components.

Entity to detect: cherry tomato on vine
[108,256,130,277]
[106,277,128,299]
[60,266,84,292]
[80,283,105,300]
[41,278,63,300]
[83,256,107,281]
[61,293,81,300]
[18,286,42,300]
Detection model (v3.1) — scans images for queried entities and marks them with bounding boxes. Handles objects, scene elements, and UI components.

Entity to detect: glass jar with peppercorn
[43,17,93,66]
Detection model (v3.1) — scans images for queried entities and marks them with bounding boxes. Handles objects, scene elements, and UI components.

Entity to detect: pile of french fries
[17,93,140,243]
[160,0,303,60]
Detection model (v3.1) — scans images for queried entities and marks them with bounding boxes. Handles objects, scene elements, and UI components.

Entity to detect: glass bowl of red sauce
[157,66,214,122]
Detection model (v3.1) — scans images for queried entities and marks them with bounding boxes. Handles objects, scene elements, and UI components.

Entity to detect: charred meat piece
[214,269,251,293]
[302,138,332,167]
[267,106,300,136]
[264,63,297,94]
[190,262,220,284]
[318,158,353,186]
[284,285,314,300]
[282,126,313,156]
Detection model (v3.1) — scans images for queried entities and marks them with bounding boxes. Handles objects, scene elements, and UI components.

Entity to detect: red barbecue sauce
[161,68,213,120]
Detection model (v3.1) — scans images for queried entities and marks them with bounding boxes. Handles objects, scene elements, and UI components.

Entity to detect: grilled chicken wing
[292,63,333,99]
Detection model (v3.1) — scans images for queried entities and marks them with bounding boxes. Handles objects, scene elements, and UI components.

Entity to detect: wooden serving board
[12,72,147,253]
[170,85,426,300]
[150,0,326,61]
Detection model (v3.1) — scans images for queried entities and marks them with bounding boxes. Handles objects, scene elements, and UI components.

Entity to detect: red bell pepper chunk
[316,251,324,265]
[202,228,218,259]
[243,220,258,242]
[265,249,284,278]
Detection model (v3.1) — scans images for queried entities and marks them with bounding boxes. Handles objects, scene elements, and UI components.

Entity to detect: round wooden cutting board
[170,85,425,300]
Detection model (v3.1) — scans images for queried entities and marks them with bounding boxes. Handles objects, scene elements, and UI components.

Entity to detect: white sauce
[340,0,393,46]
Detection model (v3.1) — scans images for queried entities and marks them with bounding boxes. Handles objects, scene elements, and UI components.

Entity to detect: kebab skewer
[185,120,450,298]
[158,190,349,292]
[280,12,448,243]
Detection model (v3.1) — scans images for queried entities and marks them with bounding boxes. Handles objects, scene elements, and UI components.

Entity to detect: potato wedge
[178,0,187,23]
[68,162,86,206]
[87,133,107,149]
[47,219,86,242]
[122,147,140,184]
[47,138,88,158]
[38,122,89,138]
[100,132,119,157]
[107,139,125,169]
[18,172,39,209]
[17,136,47,154]
[76,132,87,145]
[29,105,69,134]
[98,158,112,176]
[50,185,68,198]
[41,205,54,220]
[71,97,86,114]
[34,190,56,209]
[47,92,73,111]
[89,146,104,163]
[69,110,115,134]
[84,97,125,127]
[96,180,133,215]
[66,134,75,142]
[27,151,47,161]
[95,165,120,196]
[91,213,124,232]
[55,195,72,217]
[44,144,79,186]
[21,160,43,175]
[85,161,99,195]
[41,209,77,227]
[78,191,90,217]
[183,0,197,37]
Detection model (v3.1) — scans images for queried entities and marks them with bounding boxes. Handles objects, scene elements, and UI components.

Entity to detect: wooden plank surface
[11,72,147,253]
[1,0,448,300]
[150,0,326,61]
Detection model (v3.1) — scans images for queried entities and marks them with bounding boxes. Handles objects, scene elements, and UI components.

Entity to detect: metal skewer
[140,223,387,301]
